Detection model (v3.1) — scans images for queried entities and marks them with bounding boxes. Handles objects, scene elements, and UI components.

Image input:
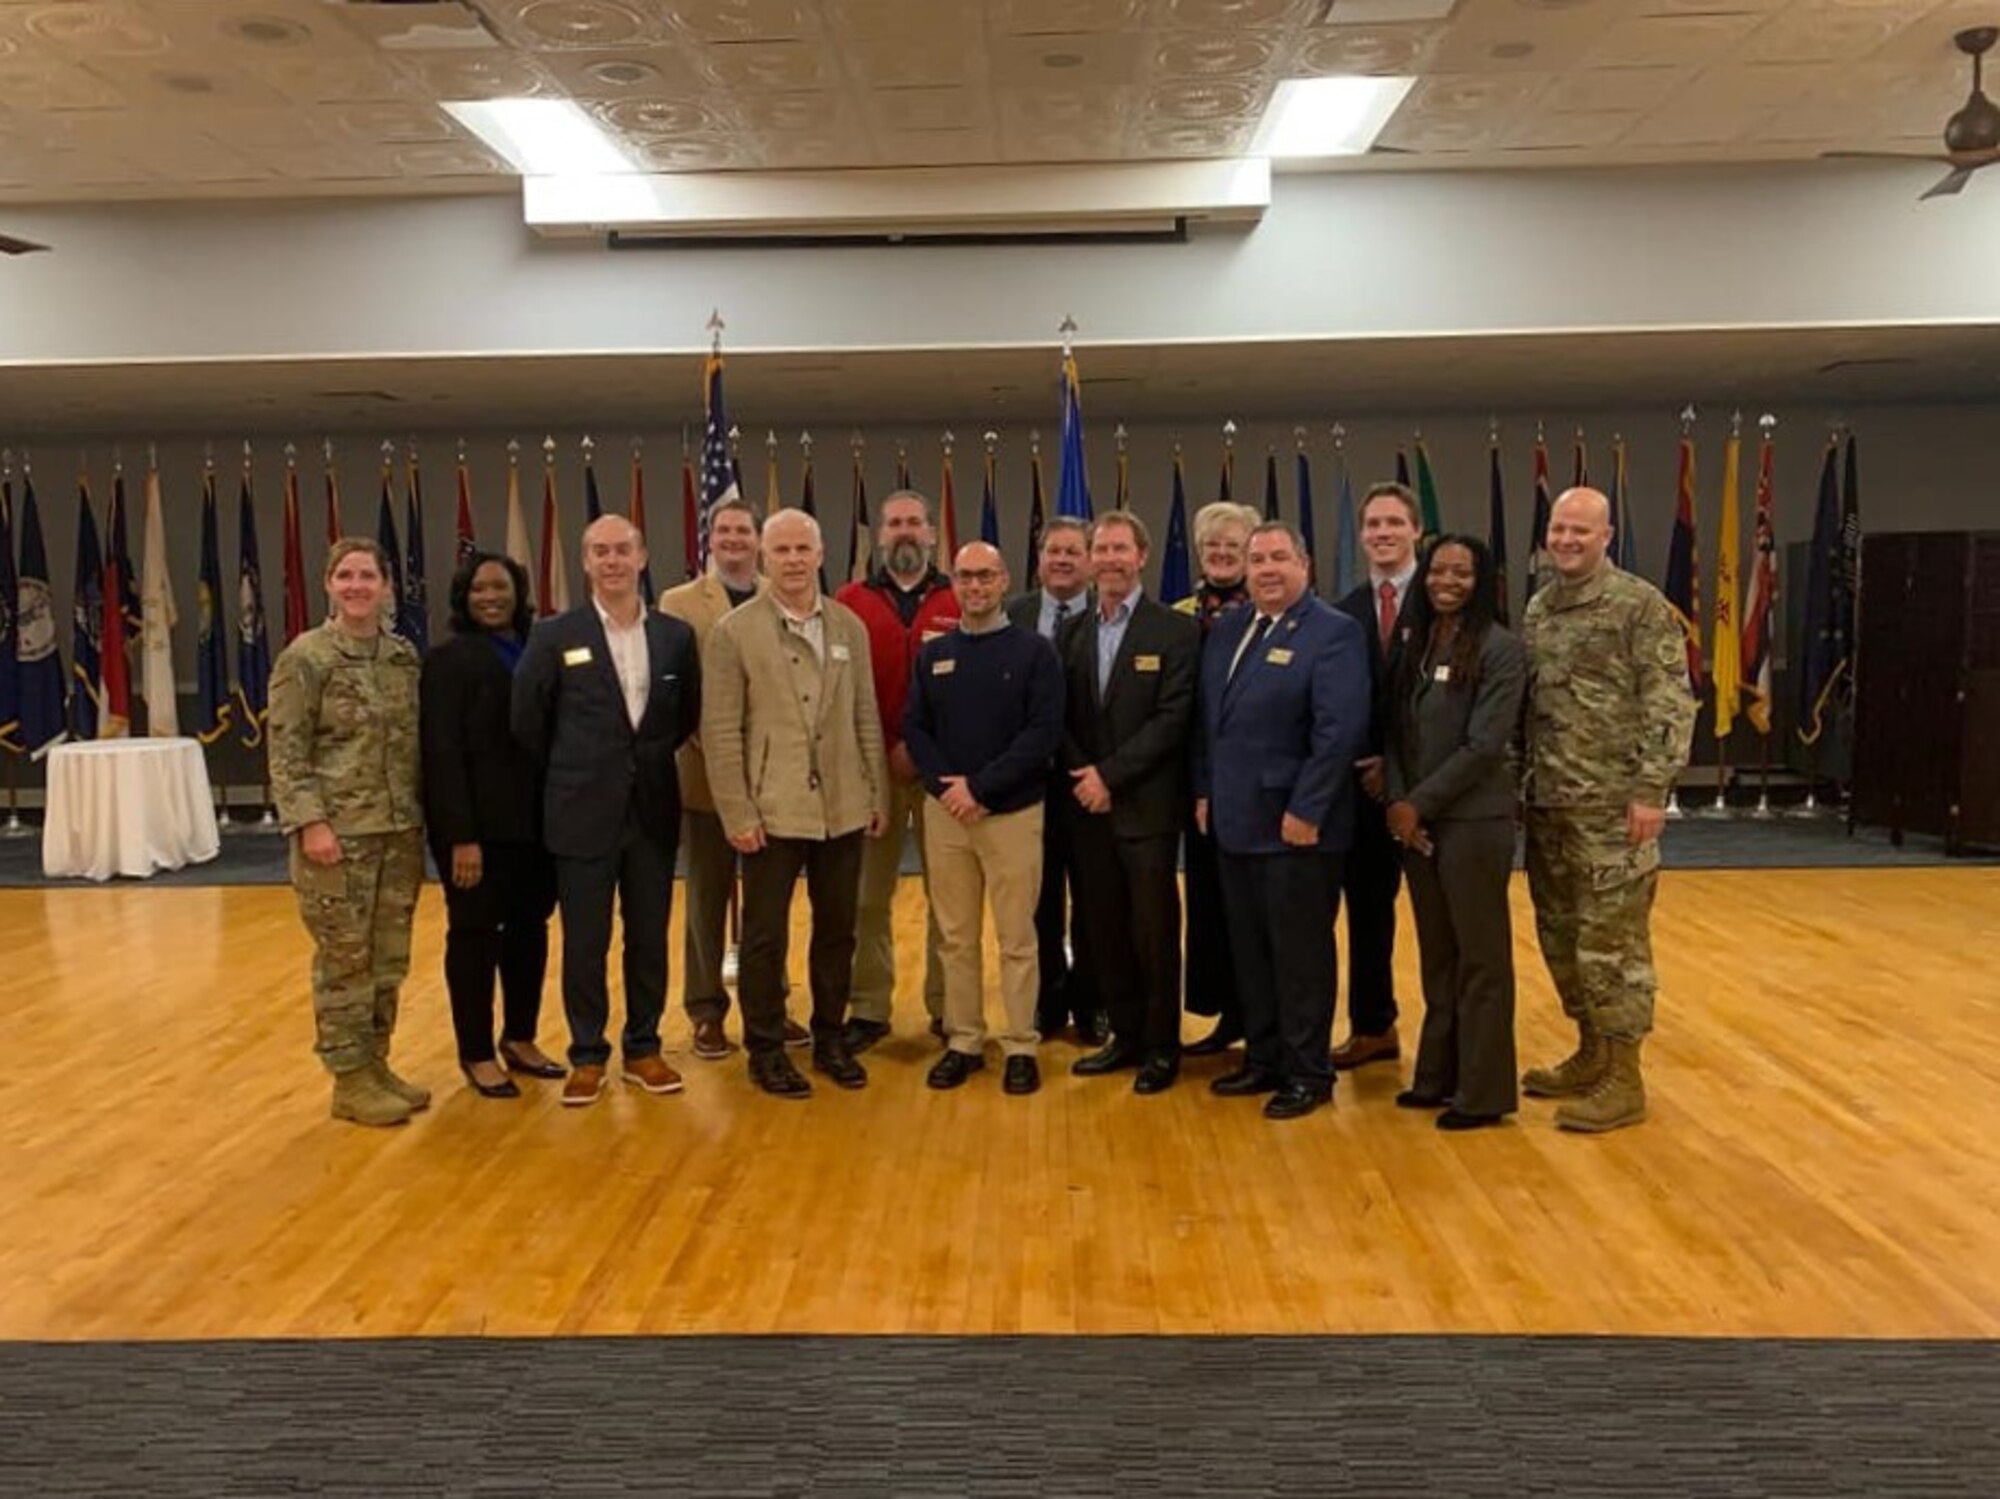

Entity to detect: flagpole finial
[148,442,159,470]
[895,438,908,464]
[800,429,814,455]
[1329,422,1345,450]
[942,429,955,454]
[204,441,215,473]
[581,434,595,462]
[1292,424,1307,450]
[284,441,297,467]
[1488,415,1500,444]
[1535,419,1545,443]
[243,438,254,472]
[111,444,123,475]
[507,437,520,466]
[1678,404,1697,432]
[983,429,998,455]
[380,437,395,471]
[1759,412,1777,437]
[707,308,725,353]
[1729,409,1743,437]
[1030,429,1041,456]
[1221,418,1237,446]
[542,434,556,466]
[631,435,643,459]
[766,429,778,455]
[1114,422,1128,452]
[681,424,690,459]
[1058,314,1078,355]
[850,430,864,456]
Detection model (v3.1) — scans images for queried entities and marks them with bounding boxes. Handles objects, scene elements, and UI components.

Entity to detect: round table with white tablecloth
[41,737,223,882]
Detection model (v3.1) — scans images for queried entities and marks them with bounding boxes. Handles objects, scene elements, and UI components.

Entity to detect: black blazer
[1057,594,1199,841]
[1385,626,1527,824]
[511,604,701,860]
[1337,577,1415,758]
[420,631,543,850]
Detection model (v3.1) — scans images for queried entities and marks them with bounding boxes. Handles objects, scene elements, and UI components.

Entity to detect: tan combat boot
[1555,1039,1646,1133]
[1522,1024,1607,1098]
[376,1055,438,1119]
[332,1068,415,1127]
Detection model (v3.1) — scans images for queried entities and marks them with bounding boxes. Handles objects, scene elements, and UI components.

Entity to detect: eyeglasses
[953,569,1003,584]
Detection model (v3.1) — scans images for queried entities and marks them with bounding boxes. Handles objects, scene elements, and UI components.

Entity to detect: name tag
[933,658,957,676]
[562,647,594,666]
[830,643,851,662]
[1266,648,1294,666]
[1134,654,1161,673]
[1433,664,1452,683]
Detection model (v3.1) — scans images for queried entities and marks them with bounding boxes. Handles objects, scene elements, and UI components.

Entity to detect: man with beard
[1005,516,1101,1044]
[837,490,960,1052]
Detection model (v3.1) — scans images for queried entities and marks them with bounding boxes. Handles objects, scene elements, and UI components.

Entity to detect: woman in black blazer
[1383,535,1527,1130]
[420,552,564,1097]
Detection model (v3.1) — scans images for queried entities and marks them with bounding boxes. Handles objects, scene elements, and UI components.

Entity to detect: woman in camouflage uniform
[268,537,427,1127]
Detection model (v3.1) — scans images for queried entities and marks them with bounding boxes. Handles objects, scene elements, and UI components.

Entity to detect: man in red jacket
[836,490,960,1051]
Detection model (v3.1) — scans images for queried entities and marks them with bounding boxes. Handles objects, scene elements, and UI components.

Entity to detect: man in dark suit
[1197,520,1370,1120]
[1004,516,1100,1045]
[512,514,701,1108]
[1058,509,1199,1094]
[1331,481,1422,1072]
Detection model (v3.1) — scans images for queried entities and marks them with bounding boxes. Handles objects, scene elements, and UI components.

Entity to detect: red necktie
[1378,581,1397,658]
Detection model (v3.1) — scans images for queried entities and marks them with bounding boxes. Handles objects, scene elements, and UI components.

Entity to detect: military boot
[1522,1023,1607,1098]
[332,1069,414,1127]
[1555,1039,1646,1133]
[370,1059,432,1112]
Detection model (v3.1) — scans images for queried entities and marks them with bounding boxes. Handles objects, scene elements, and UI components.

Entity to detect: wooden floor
[2,866,1997,1341]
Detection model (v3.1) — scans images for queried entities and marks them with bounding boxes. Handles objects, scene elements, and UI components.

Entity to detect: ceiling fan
[1826,26,2000,199]
[0,233,50,256]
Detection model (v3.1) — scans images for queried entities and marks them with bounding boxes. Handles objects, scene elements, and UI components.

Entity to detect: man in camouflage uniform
[1521,488,1696,1132]
[268,539,427,1128]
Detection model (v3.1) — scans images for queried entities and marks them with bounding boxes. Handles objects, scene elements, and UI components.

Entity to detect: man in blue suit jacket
[513,515,701,1106]
[1194,520,1370,1120]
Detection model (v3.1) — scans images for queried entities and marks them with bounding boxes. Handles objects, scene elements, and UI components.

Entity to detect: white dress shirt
[595,597,652,730]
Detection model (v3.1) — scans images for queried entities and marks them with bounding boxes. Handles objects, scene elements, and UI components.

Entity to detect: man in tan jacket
[702,508,889,1098]
[658,498,808,1061]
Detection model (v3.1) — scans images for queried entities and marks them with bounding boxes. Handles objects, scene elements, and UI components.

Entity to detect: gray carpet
[0,813,1991,889]
[1,1336,1994,1496]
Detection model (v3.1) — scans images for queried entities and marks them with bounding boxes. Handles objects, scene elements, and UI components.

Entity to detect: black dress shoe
[1437,1109,1503,1131]
[841,1018,891,1055]
[812,1041,869,1090]
[1210,1065,1283,1097]
[927,1049,985,1089]
[461,1064,521,1099]
[1264,1083,1332,1120]
[1073,1012,1110,1048]
[1071,1040,1142,1076]
[1133,1055,1180,1095]
[750,1052,813,1099]
[496,1041,566,1079]
[1183,1019,1244,1057]
[1396,1089,1449,1110]
[1003,1056,1041,1096]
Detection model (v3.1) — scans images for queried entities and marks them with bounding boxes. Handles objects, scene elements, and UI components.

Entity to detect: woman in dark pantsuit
[420,551,564,1097]
[1383,535,1527,1130]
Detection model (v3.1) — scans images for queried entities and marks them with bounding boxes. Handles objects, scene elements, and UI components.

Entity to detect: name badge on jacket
[1266,648,1294,666]
[1134,654,1161,673]
[831,643,851,662]
[933,658,957,676]
[563,647,594,666]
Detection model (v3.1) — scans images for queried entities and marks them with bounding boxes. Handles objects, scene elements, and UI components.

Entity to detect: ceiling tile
[536,46,713,97]
[257,55,424,105]
[1150,30,1281,78]
[663,0,815,43]
[1160,0,1313,26]
[705,38,834,88]
[992,0,1142,36]
[496,0,663,52]
[867,84,986,132]
[1738,7,1911,65]
[1297,23,1440,74]
[1143,75,1268,121]
[990,30,1144,87]
[80,53,287,106]
[0,51,122,106]
[1622,62,1827,146]
[1540,65,1689,115]
[1585,13,1765,70]
[18,2,171,57]
[594,94,732,135]
[397,52,565,100]
[826,0,978,39]
[841,30,976,87]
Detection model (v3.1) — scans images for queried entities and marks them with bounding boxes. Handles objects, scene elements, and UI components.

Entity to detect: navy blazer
[1195,594,1371,857]
[510,603,701,860]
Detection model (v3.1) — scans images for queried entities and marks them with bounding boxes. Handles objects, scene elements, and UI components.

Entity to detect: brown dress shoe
[1330,1028,1401,1071]
[782,1018,811,1048]
[621,1055,686,1095]
[691,1017,735,1061]
[562,1065,607,1107]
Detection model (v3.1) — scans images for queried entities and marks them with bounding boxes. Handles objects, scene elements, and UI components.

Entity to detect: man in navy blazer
[1195,520,1370,1120]
[513,515,701,1106]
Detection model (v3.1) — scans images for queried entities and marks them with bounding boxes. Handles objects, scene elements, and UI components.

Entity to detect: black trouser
[1340,797,1402,1036]
[1181,814,1238,1024]
[1071,816,1183,1058]
[434,838,557,1064]
[554,809,676,1070]
[1032,784,1097,1030]
[1403,819,1519,1117]
[1220,847,1344,1090]
[738,830,864,1058]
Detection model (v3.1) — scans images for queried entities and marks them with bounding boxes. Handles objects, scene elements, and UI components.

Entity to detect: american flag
[699,353,739,571]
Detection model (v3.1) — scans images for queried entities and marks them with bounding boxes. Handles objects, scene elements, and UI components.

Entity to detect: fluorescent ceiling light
[1251,76,1416,158]
[443,97,637,176]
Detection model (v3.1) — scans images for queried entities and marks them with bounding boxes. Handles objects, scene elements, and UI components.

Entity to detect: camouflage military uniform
[268,622,425,1077]
[1522,563,1695,1043]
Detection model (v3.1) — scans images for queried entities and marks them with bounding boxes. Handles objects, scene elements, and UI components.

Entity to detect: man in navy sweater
[903,541,1066,1096]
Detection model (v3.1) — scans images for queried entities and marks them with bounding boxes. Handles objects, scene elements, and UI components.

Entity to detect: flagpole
[1695,411,1742,819]
[1664,405,1697,820]
[0,446,26,837]
[1786,419,1845,820]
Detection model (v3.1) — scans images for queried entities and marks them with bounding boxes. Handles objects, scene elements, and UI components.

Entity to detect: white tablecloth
[42,738,223,882]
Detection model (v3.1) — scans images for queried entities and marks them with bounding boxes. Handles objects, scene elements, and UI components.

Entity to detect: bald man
[1520,488,1695,1133]
[513,514,702,1106]
[902,543,1066,1094]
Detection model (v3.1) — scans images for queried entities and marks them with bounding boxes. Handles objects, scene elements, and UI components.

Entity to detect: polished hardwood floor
[2,866,1996,1340]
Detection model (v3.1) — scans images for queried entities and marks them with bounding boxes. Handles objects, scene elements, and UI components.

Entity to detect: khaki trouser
[923,799,1044,1057]
[849,774,945,1024]
[290,828,425,1074]
[1524,806,1660,1042]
